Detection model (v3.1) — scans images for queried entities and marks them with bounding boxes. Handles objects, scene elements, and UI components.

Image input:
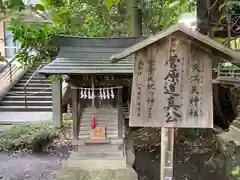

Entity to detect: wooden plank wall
[129,35,213,128]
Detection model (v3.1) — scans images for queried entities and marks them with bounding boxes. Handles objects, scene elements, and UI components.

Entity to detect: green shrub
[0,121,60,152]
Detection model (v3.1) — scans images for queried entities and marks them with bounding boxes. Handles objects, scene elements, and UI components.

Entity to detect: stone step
[12,87,52,92]
[82,112,118,117]
[79,129,118,135]
[66,158,127,169]
[232,120,240,129]
[4,95,52,101]
[80,119,117,125]
[79,129,118,137]
[72,138,123,146]
[75,144,121,151]
[70,151,123,160]
[78,134,118,139]
[79,125,118,131]
[0,101,52,106]
[80,120,117,125]
[7,91,52,96]
[24,73,47,77]
[0,106,52,112]
[82,108,118,113]
[81,115,117,121]
[19,79,50,84]
[15,83,52,87]
[22,75,48,80]
[27,69,42,73]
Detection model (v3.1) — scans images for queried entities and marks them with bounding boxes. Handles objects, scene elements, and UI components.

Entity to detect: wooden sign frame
[129,35,213,128]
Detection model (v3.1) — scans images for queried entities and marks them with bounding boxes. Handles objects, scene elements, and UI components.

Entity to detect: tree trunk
[127,0,142,36]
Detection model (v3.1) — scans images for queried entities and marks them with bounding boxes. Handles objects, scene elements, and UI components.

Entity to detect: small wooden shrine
[110,24,239,128]
[39,35,145,165]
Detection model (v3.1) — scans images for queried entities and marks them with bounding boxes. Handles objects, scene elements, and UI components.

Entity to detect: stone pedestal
[232,106,240,129]
[214,127,240,180]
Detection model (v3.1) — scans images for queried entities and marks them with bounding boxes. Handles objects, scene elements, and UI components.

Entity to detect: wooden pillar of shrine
[71,88,79,139]
[52,78,63,128]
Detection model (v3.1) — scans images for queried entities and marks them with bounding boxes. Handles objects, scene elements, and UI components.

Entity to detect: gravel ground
[0,128,227,180]
[134,147,226,180]
[0,152,64,180]
[0,149,226,180]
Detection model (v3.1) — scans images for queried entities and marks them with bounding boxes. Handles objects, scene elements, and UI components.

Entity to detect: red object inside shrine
[91,112,96,129]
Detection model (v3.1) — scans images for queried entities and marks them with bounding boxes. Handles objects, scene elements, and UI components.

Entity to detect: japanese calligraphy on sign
[164,37,182,123]
[130,35,213,128]
[147,54,156,118]
[135,56,144,117]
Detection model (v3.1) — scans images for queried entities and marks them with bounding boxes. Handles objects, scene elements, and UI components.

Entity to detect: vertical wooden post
[207,0,213,38]
[217,63,221,79]
[118,87,123,138]
[52,78,63,128]
[91,77,94,107]
[71,88,78,139]
[160,127,175,180]
[227,13,231,48]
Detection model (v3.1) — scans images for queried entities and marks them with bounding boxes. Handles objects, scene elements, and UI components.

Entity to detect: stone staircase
[72,107,125,160]
[0,67,52,112]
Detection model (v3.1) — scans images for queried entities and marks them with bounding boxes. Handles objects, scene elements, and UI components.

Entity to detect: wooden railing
[217,63,240,83]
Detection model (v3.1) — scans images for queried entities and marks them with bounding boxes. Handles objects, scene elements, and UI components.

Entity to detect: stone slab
[65,157,127,170]
[0,112,52,124]
[217,125,240,147]
[215,127,240,179]
[56,167,138,180]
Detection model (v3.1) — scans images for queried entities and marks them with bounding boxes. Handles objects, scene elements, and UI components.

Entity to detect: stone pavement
[0,112,52,124]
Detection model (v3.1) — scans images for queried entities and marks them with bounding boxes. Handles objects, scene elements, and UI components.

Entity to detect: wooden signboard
[110,24,238,180]
[130,35,213,128]
[90,126,106,140]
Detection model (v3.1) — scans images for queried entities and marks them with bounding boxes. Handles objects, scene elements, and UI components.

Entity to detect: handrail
[24,63,44,107]
[0,56,19,86]
[0,56,17,74]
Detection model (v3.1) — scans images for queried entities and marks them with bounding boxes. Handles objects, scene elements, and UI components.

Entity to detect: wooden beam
[71,80,132,87]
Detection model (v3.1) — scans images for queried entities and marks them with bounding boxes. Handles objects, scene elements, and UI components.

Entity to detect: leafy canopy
[1,0,196,66]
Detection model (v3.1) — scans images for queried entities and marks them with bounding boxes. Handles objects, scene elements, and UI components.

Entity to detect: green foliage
[7,20,58,66]
[1,0,196,67]
[140,0,196,33]
[219,0,240,11]
[0,55,8,63]
[0,122,60,152]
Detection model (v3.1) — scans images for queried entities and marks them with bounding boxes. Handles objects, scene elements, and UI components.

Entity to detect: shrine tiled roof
[39,35,146,75]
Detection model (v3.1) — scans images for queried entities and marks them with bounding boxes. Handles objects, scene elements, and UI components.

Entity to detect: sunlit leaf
[34,4,45,11]
[105,0,113,9]
[231,169,240,175]
[219,15,225,21]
